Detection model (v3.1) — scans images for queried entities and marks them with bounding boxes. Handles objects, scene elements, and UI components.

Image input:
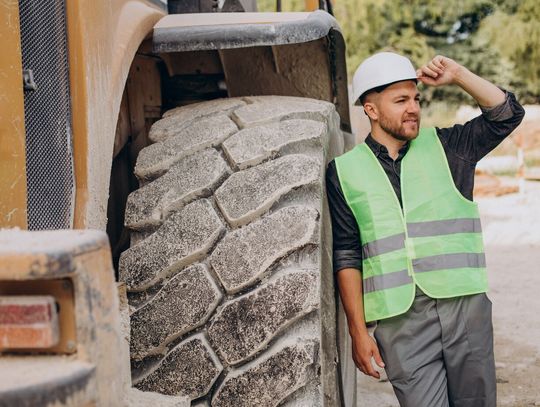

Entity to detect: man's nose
[407,99,420,114]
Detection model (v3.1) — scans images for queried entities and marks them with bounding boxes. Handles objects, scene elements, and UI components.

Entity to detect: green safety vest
[335,127,488,322]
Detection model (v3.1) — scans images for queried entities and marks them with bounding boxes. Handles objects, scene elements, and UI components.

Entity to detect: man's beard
[379,112,420,141]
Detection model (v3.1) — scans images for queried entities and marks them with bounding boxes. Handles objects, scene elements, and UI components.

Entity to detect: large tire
[119,96,354,406]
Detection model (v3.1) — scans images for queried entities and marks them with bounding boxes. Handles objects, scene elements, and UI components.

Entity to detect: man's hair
[359,83,391,105]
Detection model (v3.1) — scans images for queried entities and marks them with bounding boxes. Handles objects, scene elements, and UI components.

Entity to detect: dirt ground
[356,180,540,406]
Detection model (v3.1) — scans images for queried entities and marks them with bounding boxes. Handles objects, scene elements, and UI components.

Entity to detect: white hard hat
[352,52,417,106]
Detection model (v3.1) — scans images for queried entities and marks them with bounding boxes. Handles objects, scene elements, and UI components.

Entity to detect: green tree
[257,0,305,12]
[255,0,538,104]
[478,0,540,103]
[367,0,512,106]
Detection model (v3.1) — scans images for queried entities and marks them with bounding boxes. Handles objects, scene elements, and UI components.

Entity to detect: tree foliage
[478,0,540,103]
[256,0,539,104]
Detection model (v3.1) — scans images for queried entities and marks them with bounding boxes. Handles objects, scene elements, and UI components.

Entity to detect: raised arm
[418,56,525,163]
[417,55,505,108]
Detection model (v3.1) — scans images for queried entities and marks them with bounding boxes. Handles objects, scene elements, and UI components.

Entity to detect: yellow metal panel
[66,0,165,229]
[0,1,27,228]
[66,0,90,230]
[305,0,319,11]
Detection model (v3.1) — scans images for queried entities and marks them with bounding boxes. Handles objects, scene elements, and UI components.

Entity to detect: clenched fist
[416,55,464,87]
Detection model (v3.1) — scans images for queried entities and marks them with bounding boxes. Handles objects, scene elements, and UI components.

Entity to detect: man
[326,52,524,406]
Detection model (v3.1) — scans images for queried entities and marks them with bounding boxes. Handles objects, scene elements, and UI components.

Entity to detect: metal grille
[19,0,74,230]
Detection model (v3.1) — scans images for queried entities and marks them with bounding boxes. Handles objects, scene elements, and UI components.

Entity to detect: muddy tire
[119,96,354,406]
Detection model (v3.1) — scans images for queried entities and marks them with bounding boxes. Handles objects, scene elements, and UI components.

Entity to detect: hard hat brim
[354,78,418,106]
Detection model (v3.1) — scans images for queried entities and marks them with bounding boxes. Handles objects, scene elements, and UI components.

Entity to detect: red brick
[0,296,59,349]
[0,304,52,324]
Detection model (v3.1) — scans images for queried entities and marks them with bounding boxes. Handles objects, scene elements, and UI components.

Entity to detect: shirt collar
[365,133,410,159]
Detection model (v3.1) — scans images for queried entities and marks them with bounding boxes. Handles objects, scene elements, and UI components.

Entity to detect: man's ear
[363,102,378,121]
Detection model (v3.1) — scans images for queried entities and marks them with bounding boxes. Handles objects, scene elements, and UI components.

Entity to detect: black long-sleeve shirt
[326,91,525,273]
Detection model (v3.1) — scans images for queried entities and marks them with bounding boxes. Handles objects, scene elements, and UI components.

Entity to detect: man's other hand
[416,55,463,87]
[351,331,385,379]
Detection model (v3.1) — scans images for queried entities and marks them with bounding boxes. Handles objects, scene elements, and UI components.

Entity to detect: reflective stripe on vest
[335,127,488,322]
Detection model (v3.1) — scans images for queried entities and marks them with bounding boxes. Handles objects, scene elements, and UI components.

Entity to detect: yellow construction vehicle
[0,0,355,405]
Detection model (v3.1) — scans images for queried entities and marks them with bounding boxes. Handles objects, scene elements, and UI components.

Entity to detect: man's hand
[336,268,386,379]
[351,331,385,379]
[416,55,462,87]
[416,55,505,107]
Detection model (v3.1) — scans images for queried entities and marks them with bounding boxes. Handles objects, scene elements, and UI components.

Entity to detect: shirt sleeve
[325,160,363,273]
[436,91,525,163]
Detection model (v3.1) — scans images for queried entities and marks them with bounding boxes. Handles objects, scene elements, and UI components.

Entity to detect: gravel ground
[356,180,540,406]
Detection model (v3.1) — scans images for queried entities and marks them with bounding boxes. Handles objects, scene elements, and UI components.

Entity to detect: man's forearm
[418,56,506,108]
[453,66,505,108]
[337,267,368,338]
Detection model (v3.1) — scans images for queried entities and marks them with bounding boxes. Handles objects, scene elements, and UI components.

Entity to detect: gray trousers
[374,288,496,407]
